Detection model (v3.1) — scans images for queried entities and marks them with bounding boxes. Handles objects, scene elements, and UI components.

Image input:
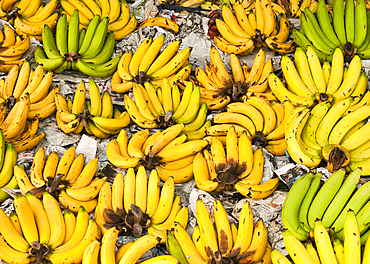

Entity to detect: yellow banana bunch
[200,1,222,10]
[95,169,188,243]
[35,10,123,77]
[106,125,208,183]
[60,0,136,40]
[280,210,367,264]
[0,24,30,72]
[213,0,295,55]
[274,0,317,18]
[268,46,364,108]
[14,146,104,214]
[206,94,293,156]
[171,199,269,263]
[124,78,208,138]
[0,90,46,153]
[112,35,192,95]
[192,47,273,110]
[196,128,279,198]
[0,0,58,41]
[55,79,130,138]
[0,192,101,264]
[284,92,370,174]
[2,63,57,120]
[138,17,179,34]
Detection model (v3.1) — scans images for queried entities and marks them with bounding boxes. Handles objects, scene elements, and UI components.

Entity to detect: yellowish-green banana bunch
[124,78,209,140]
[0,192,101,264]
[60,0,136,40]
[269,46,365,108]
[95,168,188,244]
[0,135,18,203]
[35,10,122,77]
[106,126,208,183]
[194,128,280,198]
[278,209,368,264]
[55,79,130,138]
[213,1,295,55]
[283,92,370,174]
[14,145,105,214]
[0,0,58,41]
[192,47,274,110]
[169,199,271,263]
[206,94,294,157]
[294,0,370,62]
[0,24,30,72]
[112,35,192,95]
[83,230,171,264]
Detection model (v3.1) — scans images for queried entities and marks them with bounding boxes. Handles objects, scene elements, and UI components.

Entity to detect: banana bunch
[0,91,46,153]
[194,127,280,199]
[283,94,370,173]
[280,168,370,245]
[35,10,123,77]
[60,0,136,40]
[0,0,58,41]
[138,17,179,34]
[95,168,188,244]
[206,94,294,156]
[14,146,104,214]
[2,63,58,120]
[55,79,130,138]
[124,78,208,136]
[0,24,30,72]
[277,210,368,264]
[111,35,192,94]
[0,135,18,203]
[213,0,295,55]
[200,1,222,10]
[269,45,366,108]
[0,192,101,264]
[293,0,370,62]
[170,199,271,263]
[191,47,274,110]
[106,126,208,183]
[83,230,168,264]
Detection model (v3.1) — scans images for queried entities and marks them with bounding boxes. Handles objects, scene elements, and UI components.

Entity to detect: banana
[59,189,98,214]
[282,229,314,264]
[66,177,106,202]
[156,140,208,163]
[101,227,120,264]
[43,192,66,249]
[151,176,175,224]
[82,240,101,264]
[238,147,264,184]
[0,143,17,188]
[281,173,313,241]
[234,177,280,199]
[0,233,34,264]
[80,17,108,59]
[118,235,161,264]
[112,15,137,40]
[129,37,152,77]
[138,17,179,34]
[13,194,38,246]
[30,147,45,188]
[76,53,122,77]
[146,169,161,217]
[63,209,75,244]
[314,219,338,263]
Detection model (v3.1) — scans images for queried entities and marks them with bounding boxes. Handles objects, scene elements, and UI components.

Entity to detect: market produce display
[1,0,370,263]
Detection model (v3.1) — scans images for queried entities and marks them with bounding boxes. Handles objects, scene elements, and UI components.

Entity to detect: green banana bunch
[294,0,369,62]
[35,10,121,77]
[281,167,370,246]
